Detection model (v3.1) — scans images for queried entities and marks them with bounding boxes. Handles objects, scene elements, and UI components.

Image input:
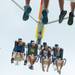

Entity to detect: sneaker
[23,6,32,21]
[24,60,27,65]
[68,12,74,25]
[57,70,61,75]
[29,65,33,70]
[42,9,48,24]
[59,10,67,23]
[11,58,14,63]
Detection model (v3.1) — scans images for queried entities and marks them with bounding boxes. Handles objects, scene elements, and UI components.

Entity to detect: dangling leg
[44,0,49,9]
[46,59,51,72]
[56,60,63,74]
[26,0,30,5]
[59,60,64,72]
[29,60,34,70]
[29,55,35,70]
[68,2,75,25]
[42,0,49,24]
[28,56,33,69]
[56,60,58,71]
[59,0,64,11]
[24,54,28,65]
[23,0,32,21]
[11,51,16,63]
[56,60,61,74]
[42,59,45,72]
[55,59,60,74]
[24,49,28,65]
[59,0,67,23]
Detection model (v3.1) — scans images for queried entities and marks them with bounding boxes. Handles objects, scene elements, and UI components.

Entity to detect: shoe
[57,70,61,75]
[42,9,48,24]
[11,58,14,63]
[23,5,32,21]
[68,12,74,25]
[59,10,67,23]
[24,60,27,65]
[29,65,33,70]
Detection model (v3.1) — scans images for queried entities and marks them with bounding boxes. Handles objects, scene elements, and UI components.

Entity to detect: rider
[40,42,52,63]
[39,42,52,72]
[52,44,64,74]
[11,38,25,63]
[68,1,75,25]
[23,0,49,24]
[26,40,38,70]
[52,44,63,65]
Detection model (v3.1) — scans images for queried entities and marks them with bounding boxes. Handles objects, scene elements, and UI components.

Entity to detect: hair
[18,38,22,40]
[43,42,47,47]
[55,44,59,47]
[30,40,34,43]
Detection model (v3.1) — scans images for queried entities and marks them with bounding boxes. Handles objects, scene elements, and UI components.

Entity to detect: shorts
[13,46,25,53]
[14,48,24,53]
[14,50,24,53]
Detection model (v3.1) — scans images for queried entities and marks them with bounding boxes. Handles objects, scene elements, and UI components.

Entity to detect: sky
[0,0,75,75]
